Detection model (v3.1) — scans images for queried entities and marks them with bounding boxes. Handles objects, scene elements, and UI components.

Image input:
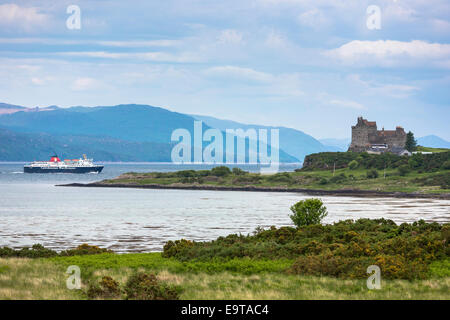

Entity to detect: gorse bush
[125,272,180,300]
[0,243,112,258]
[87,273,180,300]
[290,198,328,227]
[162,218,449,280]
[0,244,58,258]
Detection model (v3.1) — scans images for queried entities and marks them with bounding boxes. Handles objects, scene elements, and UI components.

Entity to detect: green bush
[60,244,113,256]
[366,169,379,179]
[161,218,449,280]
[124,272,180,300]
[329,173,347,184]
[232,168,247,175]
[210,166,232,177]
[0,244,57,258]
[87,276,121,299]
[348,160,359,170]
[0,243,112,258]
[289,198,328,227]
[398,164,410,176]
[442,160,450,170]
[319,178,328,185]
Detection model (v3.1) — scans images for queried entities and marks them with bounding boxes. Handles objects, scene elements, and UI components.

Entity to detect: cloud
[0,4,48,31]
[297,9,329,29]
[71,77,102,91]
[204,66,273,83]
[347,74,420,98]
[327,40,450,68]
[58,51,202,63]
[330,99,366,110]
[217,29,244,45]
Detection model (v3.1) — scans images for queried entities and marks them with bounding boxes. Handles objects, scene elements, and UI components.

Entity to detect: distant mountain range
[0,103,297,162]
[417,135,450,149]
[0,103,447,162]
[318,138,351,152]
[192,114,341,162]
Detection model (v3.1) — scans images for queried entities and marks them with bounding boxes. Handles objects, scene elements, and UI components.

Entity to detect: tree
[348,160,359,170]
[405,131,417,152]
[290,198,328,227]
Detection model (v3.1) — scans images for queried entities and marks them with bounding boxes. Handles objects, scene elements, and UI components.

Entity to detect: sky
[0,0,449,140]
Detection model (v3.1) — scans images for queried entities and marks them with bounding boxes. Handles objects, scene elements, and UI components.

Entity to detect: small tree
[405,131,417,152]
[348,160,359,170]
[290,198,328,227]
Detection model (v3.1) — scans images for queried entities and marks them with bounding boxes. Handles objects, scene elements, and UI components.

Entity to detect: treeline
[301,151,450,172]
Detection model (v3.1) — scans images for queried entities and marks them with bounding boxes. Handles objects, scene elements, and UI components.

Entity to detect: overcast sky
[0,0,449,139]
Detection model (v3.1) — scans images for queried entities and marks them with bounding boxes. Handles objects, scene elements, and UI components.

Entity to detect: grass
[48,252,294,275]
[0,258,81,299]
[0,255,449,300]
[99,167,450,195]
[417,146,449,153]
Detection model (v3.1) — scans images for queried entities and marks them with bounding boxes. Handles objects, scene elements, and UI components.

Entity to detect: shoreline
[57,182,450,200]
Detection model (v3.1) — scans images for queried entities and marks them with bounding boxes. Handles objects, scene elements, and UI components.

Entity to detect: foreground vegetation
[98,151,450,195]
[1,256,449,300]
[1,217,449,300]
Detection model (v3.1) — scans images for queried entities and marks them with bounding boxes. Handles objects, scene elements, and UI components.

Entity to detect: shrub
[0,244,58,258]
[87,276,121,299]
[442,160,450,170]
[319,178,328,185]
[329,173,347,184]
[232,168,247,175]
[398,164,410,176]
[60,244,113,256]
[124,272,180,300]
[366,169,379,179]
[210,166,231,177]
[289,198,328,227]
[162,239,194,259]
[0,243,113,258]
[348,160,359,170]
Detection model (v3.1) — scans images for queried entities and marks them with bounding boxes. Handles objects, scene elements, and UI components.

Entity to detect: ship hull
[24,166,104,174]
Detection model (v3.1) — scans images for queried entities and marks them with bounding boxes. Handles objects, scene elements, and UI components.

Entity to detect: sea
[0,162,449,253]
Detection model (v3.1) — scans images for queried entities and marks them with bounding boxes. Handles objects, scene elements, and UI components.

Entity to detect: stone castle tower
[348,117,407,152]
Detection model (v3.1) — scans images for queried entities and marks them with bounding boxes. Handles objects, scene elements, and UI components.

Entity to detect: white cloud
[58,51,202,63]
[205,66,273,82]
[217,29,244,45]
[327,40,450,67]
[297,9,329,29]
[265,30,287,48]
[347,74,420,98]
[71,77,102,91]
[0,4,48,31]
[330,99,366,110]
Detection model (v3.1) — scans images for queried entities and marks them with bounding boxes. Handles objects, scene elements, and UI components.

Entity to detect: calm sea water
[0,162,449,253]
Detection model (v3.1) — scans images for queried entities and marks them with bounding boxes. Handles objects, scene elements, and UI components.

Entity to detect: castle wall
[348,117,406,152]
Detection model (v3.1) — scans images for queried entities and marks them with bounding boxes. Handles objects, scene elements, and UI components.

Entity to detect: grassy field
[99,167,450,195]
[1,254,449,300]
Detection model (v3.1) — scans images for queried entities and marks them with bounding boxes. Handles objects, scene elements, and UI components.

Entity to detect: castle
[348,117,407,154]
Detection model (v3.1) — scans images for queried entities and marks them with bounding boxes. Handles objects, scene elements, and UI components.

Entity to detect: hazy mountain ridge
[0,104,297,162]
[1,103,447,162]
[192,114,341,161]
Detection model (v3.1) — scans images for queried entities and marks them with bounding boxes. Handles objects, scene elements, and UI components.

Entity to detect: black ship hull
[24,166,104,174]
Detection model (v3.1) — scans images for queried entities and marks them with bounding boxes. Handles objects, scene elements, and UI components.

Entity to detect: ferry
[24,154,104,174]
